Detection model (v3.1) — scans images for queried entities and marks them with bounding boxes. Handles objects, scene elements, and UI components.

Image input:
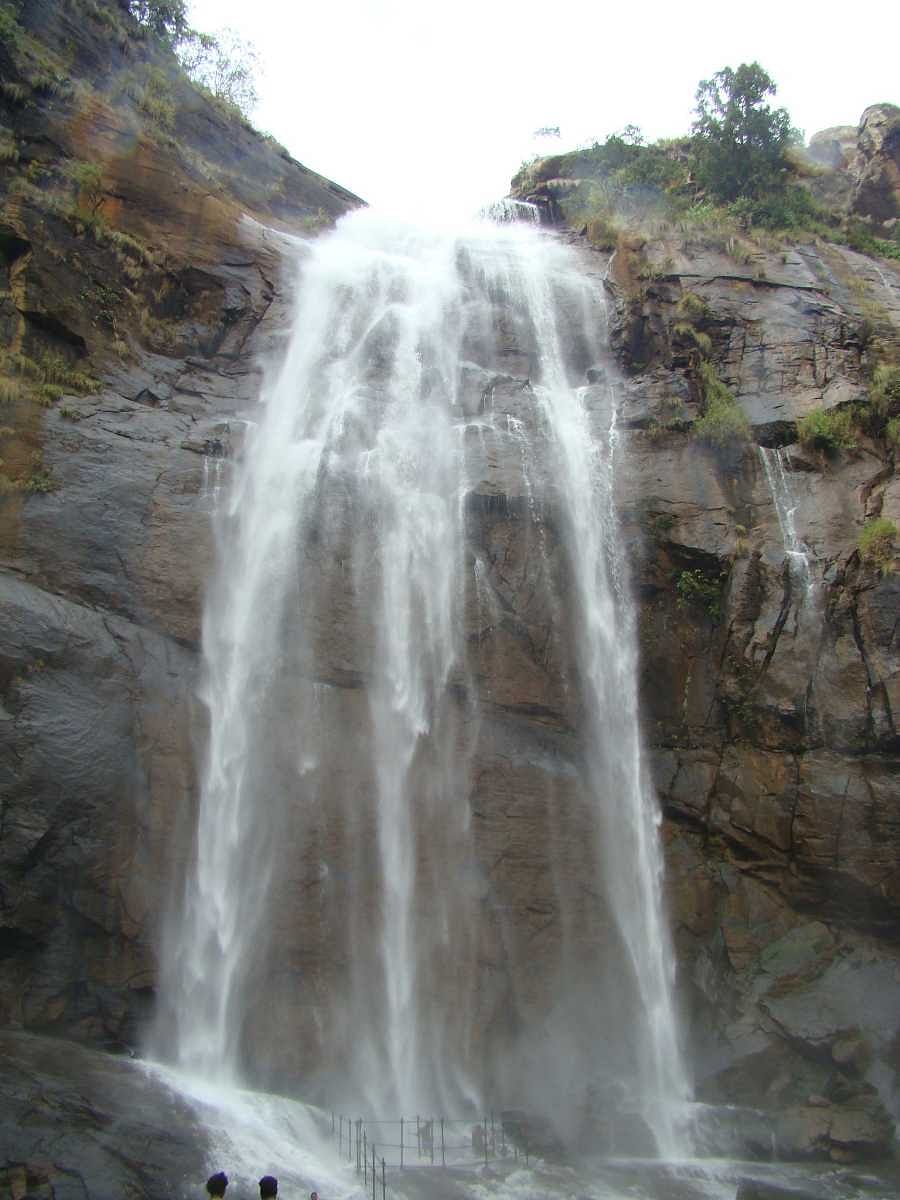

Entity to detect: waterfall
[156,209,690,1154]
[757,446,813,592]
[479,198,541,223]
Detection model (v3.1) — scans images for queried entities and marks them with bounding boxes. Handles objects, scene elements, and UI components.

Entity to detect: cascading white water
[479,198,541,223]
[757,445,814,592]
[156,208,690,1153]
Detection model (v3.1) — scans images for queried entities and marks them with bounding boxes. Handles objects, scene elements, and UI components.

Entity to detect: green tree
[177,26,259,118]
[692,62,795,202]
[128,1,189,43]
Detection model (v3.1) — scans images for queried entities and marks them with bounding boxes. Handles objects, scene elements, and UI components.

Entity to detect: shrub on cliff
[675,568,725,621]
[692,62,797,203]
[858,517,897,575]
[177,27,259,117]
[728,184,824,232]
[693,361,750,444]
[585,213,618,249]
[128,1,188,42]
[843,219,900,261]
[0,3,21,47]
[797,405,857,453]
[124,2,259,120]
[871,365,900,416]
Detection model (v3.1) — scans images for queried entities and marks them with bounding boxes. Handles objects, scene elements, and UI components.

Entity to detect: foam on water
[143,1061,361,1199]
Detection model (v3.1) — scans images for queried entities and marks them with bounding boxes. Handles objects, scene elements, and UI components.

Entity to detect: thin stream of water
[757,445,814,593]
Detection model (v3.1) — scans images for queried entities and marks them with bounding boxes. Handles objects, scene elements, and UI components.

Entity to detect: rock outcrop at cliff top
[518,105,900,238]
[852,104,900,230]
[807,104,900,234]
[1,0,898,1178]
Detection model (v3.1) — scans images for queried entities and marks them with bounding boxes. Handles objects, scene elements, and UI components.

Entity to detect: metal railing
[331,1111,535,1199]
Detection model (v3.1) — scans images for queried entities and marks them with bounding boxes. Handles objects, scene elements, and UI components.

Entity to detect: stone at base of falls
[605,1112,658,1157]
[775,1099,895,1163]
[0,1032,210,1200]
[698,1060,894,1163]
[735,1182,822,1200]
[500,1110,566,1160]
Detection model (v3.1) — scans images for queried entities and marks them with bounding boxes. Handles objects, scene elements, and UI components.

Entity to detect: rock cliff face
[601,231,900,1160]
[1,0,898,1179]
[0,0,360,1053]
[518,111,900,1162]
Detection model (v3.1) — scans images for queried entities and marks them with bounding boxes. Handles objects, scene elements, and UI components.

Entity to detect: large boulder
[807,105,900,233]
[852,104,900,229]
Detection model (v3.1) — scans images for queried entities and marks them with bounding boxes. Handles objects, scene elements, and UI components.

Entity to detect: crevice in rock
[757,560,795,681]
[859,463,894,514]
[848,591,886,747]
[21,310,88,352]
[0,225,30,267]
[0,926,46,959]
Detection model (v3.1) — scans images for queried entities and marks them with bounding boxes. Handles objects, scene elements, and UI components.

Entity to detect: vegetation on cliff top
[514,63,899,260]
[126,2,259,118]
[692,62,797,205]
[122,2,259,119]
[0,0,259,121]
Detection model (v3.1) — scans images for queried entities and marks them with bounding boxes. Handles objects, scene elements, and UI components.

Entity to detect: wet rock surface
[0,1032,209,1199]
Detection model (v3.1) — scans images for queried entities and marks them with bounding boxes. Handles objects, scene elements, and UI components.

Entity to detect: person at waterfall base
[259,1177,278,1198]
[206,1173,228,1198]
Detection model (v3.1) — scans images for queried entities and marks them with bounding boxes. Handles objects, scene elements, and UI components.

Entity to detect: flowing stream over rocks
[155,210,691,1155]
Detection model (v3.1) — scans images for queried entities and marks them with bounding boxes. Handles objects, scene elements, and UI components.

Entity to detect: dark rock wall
[0,0,360,1052]
[597,228,900,1158]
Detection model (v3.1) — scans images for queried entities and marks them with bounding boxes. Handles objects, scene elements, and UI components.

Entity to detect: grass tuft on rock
[870,364,900,416]
[693,361,750,444]
[858,517,896,576]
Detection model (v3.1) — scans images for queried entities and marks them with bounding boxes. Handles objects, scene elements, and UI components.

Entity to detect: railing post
[372,1143,376,1200]
[430,1118,435,1165]
[364,1132,368,1185]
[440,1118,445,1167]
[416,1115,421,1158]
[338,1114,342,1156]
[400,1116,404,1169]
[381,1156,386,1200]
[331,1111,335,1135]
[483,1116,488,1167]
[491,1111,495,1157]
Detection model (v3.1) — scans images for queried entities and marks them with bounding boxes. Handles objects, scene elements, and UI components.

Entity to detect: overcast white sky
[189,0,898,215]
